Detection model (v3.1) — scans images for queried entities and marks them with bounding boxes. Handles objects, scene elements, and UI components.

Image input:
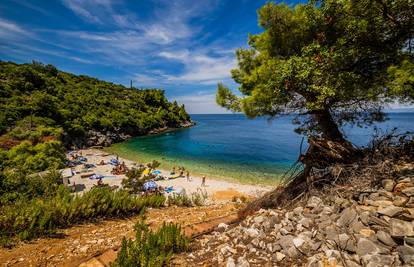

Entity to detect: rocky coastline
[82,120,195,148]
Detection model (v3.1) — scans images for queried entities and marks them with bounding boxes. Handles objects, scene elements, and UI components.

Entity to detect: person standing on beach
[186,171,190,182]
[201,175,206,187]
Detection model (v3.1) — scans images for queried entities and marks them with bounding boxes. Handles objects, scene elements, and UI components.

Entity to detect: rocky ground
[176,162,414,266]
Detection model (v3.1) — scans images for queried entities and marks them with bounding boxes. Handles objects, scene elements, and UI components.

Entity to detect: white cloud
[173,93,232,114]
[61,0,113,24]
[159,49,236,84]
[0,18,31,39]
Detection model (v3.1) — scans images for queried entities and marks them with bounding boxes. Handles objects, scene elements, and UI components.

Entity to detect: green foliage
[0,60,191,146]
[146,160,160,170]
[122,167,150,194]
[0,187,165,246]
[217,0,414,142]
[112,219,189,267]
[388,59,414,101]
[166,190,207,207]
[5,140,66,173]
[0,170,63,205]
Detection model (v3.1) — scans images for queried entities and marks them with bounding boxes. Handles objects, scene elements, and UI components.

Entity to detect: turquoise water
[108,113,414,185]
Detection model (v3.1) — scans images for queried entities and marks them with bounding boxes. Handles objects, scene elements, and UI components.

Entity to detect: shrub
[0,187,165,246]
[122,167,151,193]
[146,160,160,170]
[166,189,207,207]
[112,219,189,267]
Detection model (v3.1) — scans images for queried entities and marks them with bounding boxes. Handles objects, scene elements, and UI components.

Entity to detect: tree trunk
[312,108,346,143]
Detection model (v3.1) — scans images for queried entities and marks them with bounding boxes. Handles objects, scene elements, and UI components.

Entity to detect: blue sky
[2,0,302,113]
[1,0,411,114]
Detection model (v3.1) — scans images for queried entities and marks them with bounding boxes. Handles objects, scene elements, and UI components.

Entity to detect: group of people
[68,151,83,161]
[111,161,127,175]
[171,166,192,181]
[171,166,207,186]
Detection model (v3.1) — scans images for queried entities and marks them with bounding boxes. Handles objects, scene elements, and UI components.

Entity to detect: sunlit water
[107,113,413,185]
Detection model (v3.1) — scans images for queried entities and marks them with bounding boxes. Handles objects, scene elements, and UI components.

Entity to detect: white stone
[275,252,286,261]
[293,237,305,248]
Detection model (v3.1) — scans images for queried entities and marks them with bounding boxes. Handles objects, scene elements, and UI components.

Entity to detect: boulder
[361,254,396,267]
[389,218,414,237]
[376,230,397,247]
[377,206,403,217]
[225,257,235,267]
[382,179,396,192]
[275,252,286,262]
[356,238,389,256]
[359,229,375,238]
[402,187,414,197]
[406,197,414,208]
[293,237,305,248]
[299,217,312,229]
[245,228,260,238]
[337,207,358,227]
[253,216,265,225]
[396,245,414,265]
[393,196,408,207]
[277,235,294,252]
[217,223,229,232]
[338,233,356,252]
[237,256,250,267]
[307,196,323,209]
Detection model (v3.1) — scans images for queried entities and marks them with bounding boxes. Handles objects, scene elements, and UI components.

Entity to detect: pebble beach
[66,148,271,202]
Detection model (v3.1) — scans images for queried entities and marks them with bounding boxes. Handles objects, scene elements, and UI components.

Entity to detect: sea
[107,113,414,185]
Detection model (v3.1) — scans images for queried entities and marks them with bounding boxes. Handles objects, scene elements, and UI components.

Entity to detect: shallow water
[107,113,414,185]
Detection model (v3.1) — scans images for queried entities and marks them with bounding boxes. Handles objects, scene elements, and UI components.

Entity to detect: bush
[146,160,160,170]
[122,167,151,193]
[0,187,165,246]
[112,219,189,267]
[166,189,207,207]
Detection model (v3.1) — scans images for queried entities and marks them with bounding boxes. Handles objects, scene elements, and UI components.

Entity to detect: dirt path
[0,204,239,267]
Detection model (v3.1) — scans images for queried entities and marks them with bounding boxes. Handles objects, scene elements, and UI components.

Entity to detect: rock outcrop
[183,165,414,266]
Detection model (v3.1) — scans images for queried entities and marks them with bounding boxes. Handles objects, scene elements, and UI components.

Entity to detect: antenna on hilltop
[130,80,133,89]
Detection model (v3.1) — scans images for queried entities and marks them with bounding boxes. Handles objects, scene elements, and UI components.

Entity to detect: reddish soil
[0,204,239,267]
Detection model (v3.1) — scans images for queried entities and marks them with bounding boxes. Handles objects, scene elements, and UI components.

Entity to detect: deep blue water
[110,113,413,184]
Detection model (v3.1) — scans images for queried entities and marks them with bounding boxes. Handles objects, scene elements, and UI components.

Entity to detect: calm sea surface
[107,113,414,184]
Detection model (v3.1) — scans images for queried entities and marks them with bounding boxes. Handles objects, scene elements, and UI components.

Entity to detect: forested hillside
[0,60,192,246]
[0,60,191,148]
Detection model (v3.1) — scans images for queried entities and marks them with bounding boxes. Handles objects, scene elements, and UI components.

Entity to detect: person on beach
[186,171,190,182]
[201,175,206,187]
[171,166,176,175]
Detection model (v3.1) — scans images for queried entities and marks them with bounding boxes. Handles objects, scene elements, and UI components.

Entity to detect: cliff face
[0,61,192,148]
[83,120,195,147]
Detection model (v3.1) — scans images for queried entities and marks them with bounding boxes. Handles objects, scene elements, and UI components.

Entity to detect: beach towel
[89,174,104,180]
[151,170,161,175]
[109,159,119,165]
[165,186,174,193]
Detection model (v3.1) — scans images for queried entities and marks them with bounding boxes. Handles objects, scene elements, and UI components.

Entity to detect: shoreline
[67,148,272,202]
[102,146,282,187]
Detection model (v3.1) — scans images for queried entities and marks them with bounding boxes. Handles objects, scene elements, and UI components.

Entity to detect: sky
[0,0,411,114]
[1,0,301,113]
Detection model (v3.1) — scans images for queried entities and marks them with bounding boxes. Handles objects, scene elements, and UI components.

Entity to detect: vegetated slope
[0,60,191,148]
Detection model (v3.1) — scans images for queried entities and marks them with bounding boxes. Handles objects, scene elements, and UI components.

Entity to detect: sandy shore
[66,148,271,202]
